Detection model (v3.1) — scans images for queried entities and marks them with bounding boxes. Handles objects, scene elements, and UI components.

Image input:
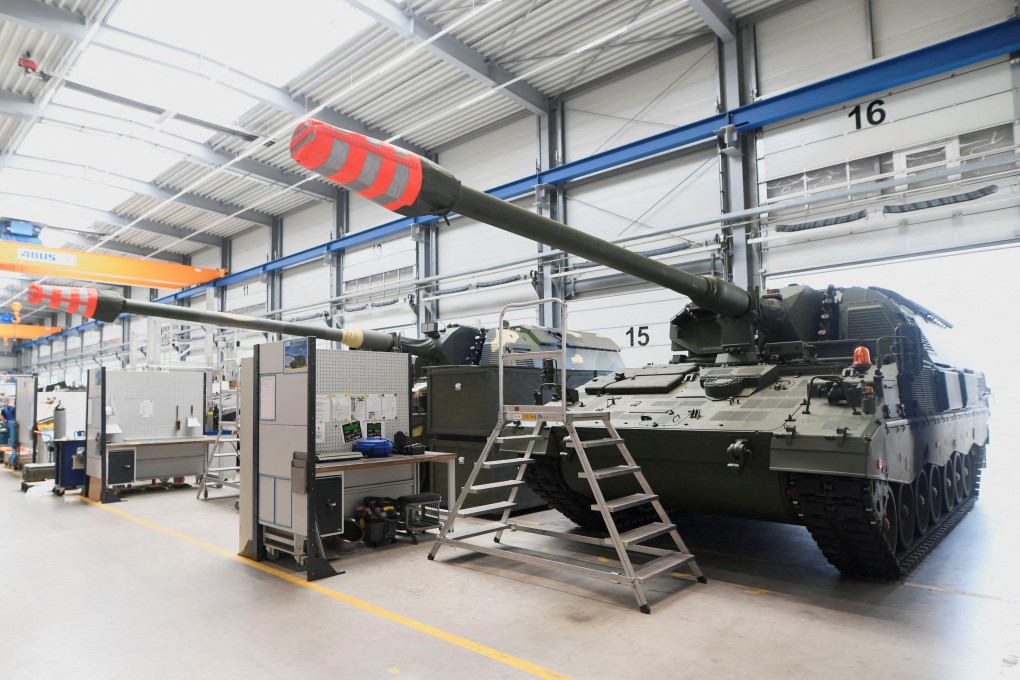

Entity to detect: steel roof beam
[0,89,334,200]
[4,155,275,227]
[688,0,736,42]
[0,189,223,248]
[0,0,430,156]
[344,0,550,116]
[54,231,187,263]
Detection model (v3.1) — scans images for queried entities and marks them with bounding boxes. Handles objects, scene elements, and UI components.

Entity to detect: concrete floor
[1,438,1017,680]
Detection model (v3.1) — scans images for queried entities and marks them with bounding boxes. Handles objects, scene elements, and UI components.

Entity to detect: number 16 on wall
[849,99,887,129]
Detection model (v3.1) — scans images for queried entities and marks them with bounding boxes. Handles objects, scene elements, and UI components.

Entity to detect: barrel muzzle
[27,284,124,322]
[291,120,461,217]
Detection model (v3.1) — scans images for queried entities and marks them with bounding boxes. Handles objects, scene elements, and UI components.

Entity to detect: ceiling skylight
[66,46,260,128]
[0,190,102,232]
[0,168,133,211]
[18,123,180,182]
[106,0,374,87]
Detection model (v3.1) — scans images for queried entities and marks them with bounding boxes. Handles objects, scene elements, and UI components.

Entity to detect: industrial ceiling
[0,0,787,269]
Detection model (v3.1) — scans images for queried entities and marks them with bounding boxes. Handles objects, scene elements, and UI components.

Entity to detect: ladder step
[448,522,510,540]
[496,435,543,442]
[212,452,239,457]
[208,466,240,472]
[611,522,675,547]
[458,501,517,517]
[580,464,640,480]
[481,457,534,469]
[634,552,696,581]
[594,493,657,512]
[468,480,527,493]
[566,437,624,449]
[567,412,610,421]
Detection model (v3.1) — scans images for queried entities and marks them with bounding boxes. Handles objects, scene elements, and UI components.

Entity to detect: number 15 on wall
[626,326,650,346]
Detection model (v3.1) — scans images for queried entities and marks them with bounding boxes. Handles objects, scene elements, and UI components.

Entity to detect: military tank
[290,120,991,578]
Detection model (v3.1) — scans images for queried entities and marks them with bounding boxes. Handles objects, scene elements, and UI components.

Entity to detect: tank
[289,120,991,578]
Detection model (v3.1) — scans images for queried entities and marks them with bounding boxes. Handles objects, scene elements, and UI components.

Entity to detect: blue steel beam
[18,17,1020,350]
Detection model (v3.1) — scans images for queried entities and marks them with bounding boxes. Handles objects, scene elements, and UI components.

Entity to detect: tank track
[524,453,670,532]
[789,461,982,579]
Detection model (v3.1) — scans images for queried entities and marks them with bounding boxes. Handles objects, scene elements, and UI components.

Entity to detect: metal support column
[119,286,131,368]
[329,187,349,344]
[716,23,759,291]
[413,221,438,328]
[219,239,231,313]
[535,102,566,328]
[265,217,284,339]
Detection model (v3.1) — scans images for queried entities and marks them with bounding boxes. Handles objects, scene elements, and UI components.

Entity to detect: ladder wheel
[493,536,500,543]
[640,605,651,615]
[234,500,240,510]
[202,489,209,499]
[697,576,708,584]
[427,554,434,561]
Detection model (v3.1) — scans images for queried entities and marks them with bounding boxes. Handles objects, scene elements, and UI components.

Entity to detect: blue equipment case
[51,439,86,496]
[352,437,393,458]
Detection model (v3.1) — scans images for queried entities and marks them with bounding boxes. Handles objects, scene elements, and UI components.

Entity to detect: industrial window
[763,123,1015,202]
[343,266,415,295]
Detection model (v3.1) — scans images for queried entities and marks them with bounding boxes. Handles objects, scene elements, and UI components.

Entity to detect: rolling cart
[51,439,86,496]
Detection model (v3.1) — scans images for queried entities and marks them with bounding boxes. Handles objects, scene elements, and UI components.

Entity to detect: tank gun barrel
[25,284,417,354]
[290,121,752,317]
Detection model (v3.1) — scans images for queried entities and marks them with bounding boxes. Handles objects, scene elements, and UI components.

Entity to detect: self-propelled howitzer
[291,120,991,579]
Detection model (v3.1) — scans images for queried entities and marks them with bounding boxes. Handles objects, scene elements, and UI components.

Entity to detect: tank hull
[513,360,990,577]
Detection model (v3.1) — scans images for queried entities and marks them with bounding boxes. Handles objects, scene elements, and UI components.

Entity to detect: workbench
[106,437,216,486]
[84,367,210,503]
[314,450,457,526]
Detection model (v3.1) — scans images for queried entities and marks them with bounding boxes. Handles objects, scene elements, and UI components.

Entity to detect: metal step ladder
[427,299,705,613]
[197,348,241,506]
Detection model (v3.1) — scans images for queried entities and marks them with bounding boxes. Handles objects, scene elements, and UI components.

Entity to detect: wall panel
[565,151,721,242]
[758,62,1012,184]
[564,44,717,163]
[871,0,1014,58]
[283,201,332,255]
[282,260,331,311]
[439,115,538,189]
[755,0,869,96]
[230,228,270,271]
[190,245,221,271]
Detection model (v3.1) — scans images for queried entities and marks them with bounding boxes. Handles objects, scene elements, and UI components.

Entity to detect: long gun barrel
[290,121,752,317]
[25,284,439,356]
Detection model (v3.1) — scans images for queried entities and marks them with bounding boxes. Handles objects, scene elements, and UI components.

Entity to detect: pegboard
[314,350,409,455]
[105,370,206,440]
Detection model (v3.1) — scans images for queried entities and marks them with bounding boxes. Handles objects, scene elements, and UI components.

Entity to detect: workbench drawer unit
[316,474,345,537]
[107,449,136,485]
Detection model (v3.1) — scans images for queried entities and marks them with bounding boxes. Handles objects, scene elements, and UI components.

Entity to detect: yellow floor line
[903,580,1016,603]
[78,496,572,680]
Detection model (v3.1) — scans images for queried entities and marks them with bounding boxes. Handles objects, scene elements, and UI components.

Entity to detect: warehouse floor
[1,437,1017,680]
